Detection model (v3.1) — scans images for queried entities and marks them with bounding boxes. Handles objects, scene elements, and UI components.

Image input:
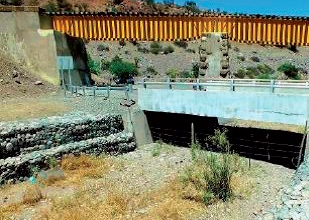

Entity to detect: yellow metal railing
[51,15,309,46]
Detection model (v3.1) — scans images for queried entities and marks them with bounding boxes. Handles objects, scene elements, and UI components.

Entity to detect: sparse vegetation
[87,53,101,75]
[237,55,245,61]
[174,40,188,49]
[146,66,158,75]
[181,129,245,204]
[163,45,175,54]
[192,62,200,78]
[137,46,150,53]
[185,48,196,53]
[278,63,300,79]
[97,44,110,52]
[250,56,260,62]
[150,41,163,54]
[22,184,43,205]
[235,64,275,79]
[166,68,179,79]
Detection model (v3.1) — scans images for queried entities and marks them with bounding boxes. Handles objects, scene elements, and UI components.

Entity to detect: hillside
[86,40,309,80]
[0,54,56,100]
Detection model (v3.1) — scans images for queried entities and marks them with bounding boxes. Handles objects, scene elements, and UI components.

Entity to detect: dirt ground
[0,143,294,220]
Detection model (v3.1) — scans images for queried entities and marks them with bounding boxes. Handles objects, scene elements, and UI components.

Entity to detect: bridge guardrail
[137,78,309,93]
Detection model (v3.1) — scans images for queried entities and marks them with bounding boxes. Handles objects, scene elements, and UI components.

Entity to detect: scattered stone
[34,81,44,85]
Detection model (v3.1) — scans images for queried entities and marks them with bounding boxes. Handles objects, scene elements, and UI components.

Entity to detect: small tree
[109,56,138,81]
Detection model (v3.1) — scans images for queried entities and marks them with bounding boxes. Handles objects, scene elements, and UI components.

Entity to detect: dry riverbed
[0,143,293,220]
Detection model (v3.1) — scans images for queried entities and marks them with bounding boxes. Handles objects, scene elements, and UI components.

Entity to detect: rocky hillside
[86,40,309,80]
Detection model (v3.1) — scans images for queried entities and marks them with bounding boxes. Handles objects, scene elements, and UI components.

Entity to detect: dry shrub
[61,154,119,179]
[136,180,204,220]
[0,203,22,220]
[45,186,130,220]
[22,184,44,205]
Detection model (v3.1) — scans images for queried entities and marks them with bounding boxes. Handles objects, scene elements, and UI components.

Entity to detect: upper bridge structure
[138,79,309,126]
[46,11,309,46]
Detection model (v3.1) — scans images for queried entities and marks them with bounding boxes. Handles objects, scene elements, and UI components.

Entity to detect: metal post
[142,78,146,89]
[71,85,74,95]
[75,86,78,97]
[125,87,129,100]
[60,59,65,90]
[128,83,133,93]
[167,78,172,89]
[82,86,86,96]
[230,79,235,91]
[107,86,110,98]
[68,59,72,87]
[270,80,275,93]
[93,86,96,98]
[196,78,200,91]
[191,122,195,146]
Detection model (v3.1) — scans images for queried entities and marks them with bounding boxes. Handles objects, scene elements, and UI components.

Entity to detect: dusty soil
[0,55,57,100]
[0,144,294,220]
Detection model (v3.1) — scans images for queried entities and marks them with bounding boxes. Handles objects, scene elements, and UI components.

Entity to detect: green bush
[163,45,175,54]
[235,64,275,79]
[109,56,138,80]
[166,69,179,79]
[179,70,193,78]
[235,69,246,79]
[278,63,299,79]
[100,60,110,71]
[174,40,188,49]
[87,54,100,75]
[181,129,241,204]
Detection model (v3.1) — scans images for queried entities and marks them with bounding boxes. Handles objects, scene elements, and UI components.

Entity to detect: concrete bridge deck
[138,79,309,126]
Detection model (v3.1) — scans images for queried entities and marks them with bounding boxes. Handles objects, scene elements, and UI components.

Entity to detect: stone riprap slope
[260,155,309,220]
[0,113,135,184]
[0,112,123,158]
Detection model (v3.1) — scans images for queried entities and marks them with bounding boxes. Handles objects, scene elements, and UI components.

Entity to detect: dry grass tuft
[61,154,120,180]
[0,203,22,220]
[22,184,44,205]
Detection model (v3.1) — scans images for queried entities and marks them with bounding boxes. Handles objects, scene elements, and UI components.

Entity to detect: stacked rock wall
[0,113,135,184]
[260,155,309,220]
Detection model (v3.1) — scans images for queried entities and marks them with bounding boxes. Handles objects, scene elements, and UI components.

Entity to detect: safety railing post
[196,78,200,91]
[142,78,146,89]
[167,78,172,89]
[107,86,111,98]
[93,86,96,98]
[270,80,275,93]
[230,79,235,91]
[82,86,86,96]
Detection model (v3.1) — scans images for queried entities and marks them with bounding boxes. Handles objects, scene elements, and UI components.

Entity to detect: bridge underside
[145,111,305,169]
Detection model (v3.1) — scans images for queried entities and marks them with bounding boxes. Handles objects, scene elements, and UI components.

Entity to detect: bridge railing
[137,78,309,93]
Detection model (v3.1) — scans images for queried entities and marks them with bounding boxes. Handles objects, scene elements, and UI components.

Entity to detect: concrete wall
[0,8,91,86]
[138,88,309,126]
[0,9,59,84]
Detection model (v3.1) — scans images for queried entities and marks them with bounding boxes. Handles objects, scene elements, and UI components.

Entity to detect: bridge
[138,79,309,126]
